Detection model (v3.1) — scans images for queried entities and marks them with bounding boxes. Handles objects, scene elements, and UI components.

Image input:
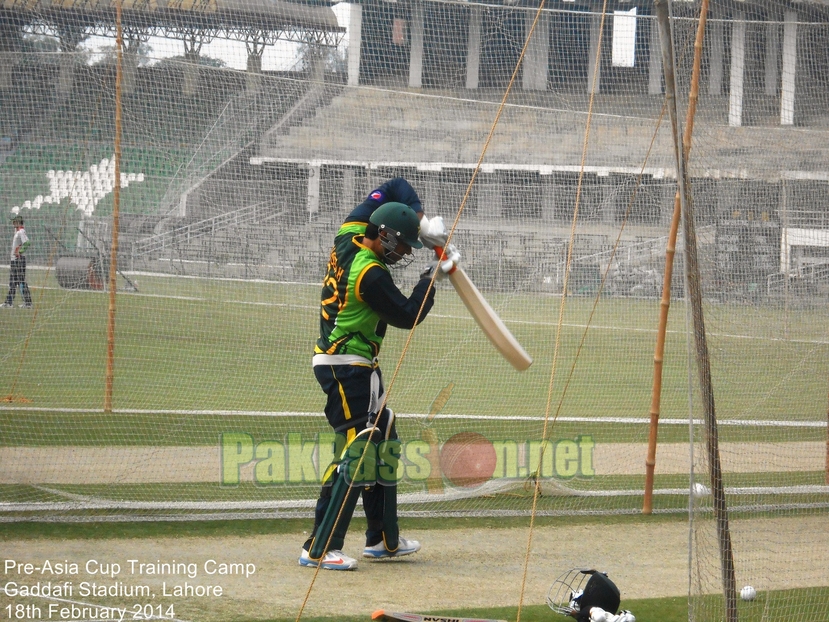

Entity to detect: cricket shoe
[0,303,12,308]
[363,536,421,559]
[298,548,357,570]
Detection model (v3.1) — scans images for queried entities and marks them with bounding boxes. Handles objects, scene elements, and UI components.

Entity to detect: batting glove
[436,243,461,277]
[591,610,636,622]
[419,214,449,249]
[421,243,460,281]
[588,607,610,622]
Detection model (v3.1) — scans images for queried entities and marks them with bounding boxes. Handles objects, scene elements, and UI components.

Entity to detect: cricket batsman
[299,178,459,570]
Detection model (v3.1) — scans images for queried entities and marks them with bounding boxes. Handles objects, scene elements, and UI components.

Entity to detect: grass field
[1,269,827,517]
[2,269,826,417]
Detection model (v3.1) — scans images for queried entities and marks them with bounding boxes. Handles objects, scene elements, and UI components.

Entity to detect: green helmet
[369,202,423,250]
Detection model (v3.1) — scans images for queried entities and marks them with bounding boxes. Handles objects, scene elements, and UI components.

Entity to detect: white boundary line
[4,485,829,514]
[8,274,829,345]
[0,406,825,427]
[4,502,829,522]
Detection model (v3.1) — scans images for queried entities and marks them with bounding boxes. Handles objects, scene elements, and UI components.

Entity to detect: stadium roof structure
[2,0,343,45]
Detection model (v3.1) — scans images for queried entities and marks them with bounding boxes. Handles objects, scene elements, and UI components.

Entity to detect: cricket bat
[372,610,507,622]
[435,247,532,371]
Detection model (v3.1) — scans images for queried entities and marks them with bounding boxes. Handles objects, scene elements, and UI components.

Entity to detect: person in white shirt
[3,216,33,309]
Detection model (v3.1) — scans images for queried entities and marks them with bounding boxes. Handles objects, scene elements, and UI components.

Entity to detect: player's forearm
[363,276,435,329]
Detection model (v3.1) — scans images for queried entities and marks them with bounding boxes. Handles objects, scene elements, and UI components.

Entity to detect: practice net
[1,1,828,619]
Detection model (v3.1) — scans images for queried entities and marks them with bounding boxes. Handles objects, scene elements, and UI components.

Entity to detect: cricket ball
[740,586,757,601]
[692,482,711,498]
[439,432,497,488]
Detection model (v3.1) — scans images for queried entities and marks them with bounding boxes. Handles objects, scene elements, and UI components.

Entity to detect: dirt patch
[2,442,823,484]
[4,515,829,621]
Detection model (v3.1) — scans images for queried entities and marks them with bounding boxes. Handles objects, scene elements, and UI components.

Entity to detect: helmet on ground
[547,569,620,621]
[369,202,423,250]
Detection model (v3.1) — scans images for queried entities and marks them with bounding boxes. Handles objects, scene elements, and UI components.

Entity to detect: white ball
[692,482,710,498]
[740,585,757,601]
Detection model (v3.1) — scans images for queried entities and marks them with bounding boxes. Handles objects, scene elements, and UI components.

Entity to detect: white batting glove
[589,607,610,622]
[591,610,635,622]
[436,243,460,276]
[419,214,448,249]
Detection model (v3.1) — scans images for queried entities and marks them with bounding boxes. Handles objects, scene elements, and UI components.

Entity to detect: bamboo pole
[644,0,710,515]
[654,2,737,620]
[104,0,123,413]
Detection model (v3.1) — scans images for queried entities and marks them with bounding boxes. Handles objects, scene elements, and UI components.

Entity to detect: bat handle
[433,245,458,275]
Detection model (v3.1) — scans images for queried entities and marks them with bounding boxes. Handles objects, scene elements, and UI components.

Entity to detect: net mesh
[1,1,828,618]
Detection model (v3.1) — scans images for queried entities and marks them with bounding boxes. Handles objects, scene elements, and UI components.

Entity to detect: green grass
[263,587,829,622]
[0,512,689,541]
[2,272,827,420]
[1,271,827,517]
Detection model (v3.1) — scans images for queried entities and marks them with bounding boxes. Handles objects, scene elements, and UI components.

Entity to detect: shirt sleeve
[359,265,435,330]
[343,177,423,224]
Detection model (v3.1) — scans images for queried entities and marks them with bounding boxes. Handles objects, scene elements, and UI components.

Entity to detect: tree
[19,34,67,65]
[91,41,155,67]
[295,41,347,75]
[155,54,227,69]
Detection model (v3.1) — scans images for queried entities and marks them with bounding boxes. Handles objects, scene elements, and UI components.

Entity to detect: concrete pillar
[182,32,204,97]
[246,33,265,93]
[347,3,363,87]
[600,174,614,225]
[466,5,482,90]
[587,12,602,94]
[183,55,199,96]
[57,54,79,96]
[781,10,797,126]
[523,11,549,91]
[310,48,325,83]
[0,22,19,90]
[408,0,424,88]
[246,54,262,92]
[541,174,557,223]
[648,14,662,95]
[764,14,780,97]
[307,164,320,216]
[728,11,746,127]
[121,45,139,96]
[708,14,724,96]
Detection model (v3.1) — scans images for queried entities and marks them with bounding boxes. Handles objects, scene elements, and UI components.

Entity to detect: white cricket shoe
[363,536,421,559]
[298,548,357,570]
[0,303,12,308]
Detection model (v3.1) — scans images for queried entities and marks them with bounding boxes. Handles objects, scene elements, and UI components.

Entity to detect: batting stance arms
[300,178,458,571]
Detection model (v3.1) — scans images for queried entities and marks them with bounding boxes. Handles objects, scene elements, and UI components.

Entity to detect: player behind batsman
[299,177,459,570]
[2,215,33,309]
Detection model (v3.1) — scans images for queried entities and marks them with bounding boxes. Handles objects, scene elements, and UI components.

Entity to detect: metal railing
[132,202,281,258]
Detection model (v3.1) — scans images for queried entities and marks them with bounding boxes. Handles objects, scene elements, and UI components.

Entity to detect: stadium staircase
[258,86,829,173]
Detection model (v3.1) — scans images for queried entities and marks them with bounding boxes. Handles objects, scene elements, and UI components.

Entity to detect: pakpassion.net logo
[220,432,595,488]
